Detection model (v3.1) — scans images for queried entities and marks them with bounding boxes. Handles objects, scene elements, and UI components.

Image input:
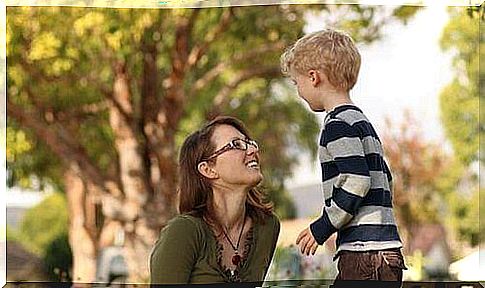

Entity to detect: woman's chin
[250,173,263,186]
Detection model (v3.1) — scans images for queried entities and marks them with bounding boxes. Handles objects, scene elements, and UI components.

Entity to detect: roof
[408,224,449,255]
[449,247,485,281]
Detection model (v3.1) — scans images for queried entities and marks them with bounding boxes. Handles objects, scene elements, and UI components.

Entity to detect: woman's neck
[212,184,247,231]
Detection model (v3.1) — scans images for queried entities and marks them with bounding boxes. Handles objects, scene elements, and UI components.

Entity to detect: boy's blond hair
[281,29,361,92]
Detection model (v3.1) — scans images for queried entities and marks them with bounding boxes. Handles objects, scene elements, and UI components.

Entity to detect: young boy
[280,29,406,285]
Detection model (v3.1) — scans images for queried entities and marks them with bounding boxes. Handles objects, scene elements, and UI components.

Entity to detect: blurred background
[4,2,483,284]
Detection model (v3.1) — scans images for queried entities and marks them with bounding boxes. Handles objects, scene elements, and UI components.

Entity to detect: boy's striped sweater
[310,104,402,253]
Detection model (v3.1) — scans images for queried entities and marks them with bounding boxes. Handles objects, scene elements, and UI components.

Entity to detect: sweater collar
[324,104,362,123]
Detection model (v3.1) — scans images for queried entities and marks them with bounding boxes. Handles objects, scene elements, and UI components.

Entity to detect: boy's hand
[296,227,319,256]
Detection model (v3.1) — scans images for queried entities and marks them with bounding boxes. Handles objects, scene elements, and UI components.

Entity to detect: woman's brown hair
[178,116,273,231]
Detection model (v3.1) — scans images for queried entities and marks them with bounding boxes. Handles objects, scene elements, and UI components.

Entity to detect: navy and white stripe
[310,104,402,253]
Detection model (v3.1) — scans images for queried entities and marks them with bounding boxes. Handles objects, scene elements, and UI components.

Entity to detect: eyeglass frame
[203,138,259,161]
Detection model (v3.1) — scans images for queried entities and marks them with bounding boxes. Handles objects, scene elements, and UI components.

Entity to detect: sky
[286,4,455,189]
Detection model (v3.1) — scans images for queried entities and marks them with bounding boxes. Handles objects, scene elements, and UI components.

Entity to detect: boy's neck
[322,90,353,112]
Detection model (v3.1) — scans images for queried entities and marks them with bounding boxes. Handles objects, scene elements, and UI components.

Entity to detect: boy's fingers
[296,231,304,244]
[300,237,309,254]
[296,229,308,244]
[311,242,318,255]
[296,233,303,244]
[299,238,306,253]
[307,239,316,255]
[297,237,303,251]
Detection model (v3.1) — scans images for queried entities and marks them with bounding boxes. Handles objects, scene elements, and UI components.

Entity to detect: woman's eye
[234,140,246,149]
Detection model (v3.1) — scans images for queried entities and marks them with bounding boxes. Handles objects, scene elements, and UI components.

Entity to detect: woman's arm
[263,214,281,278]
[149,216,201,284]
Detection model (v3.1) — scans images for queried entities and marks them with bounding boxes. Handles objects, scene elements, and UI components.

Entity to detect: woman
[150,116,280,284]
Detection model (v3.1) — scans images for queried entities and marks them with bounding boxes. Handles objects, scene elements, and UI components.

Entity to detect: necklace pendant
[232,253,242,266]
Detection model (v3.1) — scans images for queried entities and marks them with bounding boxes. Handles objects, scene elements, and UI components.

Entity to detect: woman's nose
[246,144,258,155]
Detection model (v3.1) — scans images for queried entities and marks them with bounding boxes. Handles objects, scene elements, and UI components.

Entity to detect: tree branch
[187,8,233,69]
[139,28,160,198]
[170,13,192,79]
[7,98,116,192]
[189,41,285,96]
[211,65,281,111]
[100,84,134,124]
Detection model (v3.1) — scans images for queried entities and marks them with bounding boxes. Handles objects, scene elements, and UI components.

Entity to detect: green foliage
[435,158,480,248]
[7,125,63,190]
[7,5,419,226]
[44,233,73,281]
[392,6,422,24]
[480,187,485,244]
[440,7,480,166]
[6,225,21,242]
[19,192,68,254]
[451,190,480,246]
[438,6,481,247]
[17,192,72,280]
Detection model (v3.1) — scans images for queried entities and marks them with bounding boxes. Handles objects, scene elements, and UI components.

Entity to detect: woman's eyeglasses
[204,138,259,161]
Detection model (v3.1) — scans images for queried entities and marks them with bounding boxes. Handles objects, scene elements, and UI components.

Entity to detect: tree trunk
[124,220,158,282]
[110,62,157,282]
[110,62,151,221]
[65,163,97,283]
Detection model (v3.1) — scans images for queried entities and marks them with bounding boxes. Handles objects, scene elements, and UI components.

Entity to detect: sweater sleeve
[268,214,281,262]
[149,216,201,284]
[310,120,371,245]
[262,214,281,281]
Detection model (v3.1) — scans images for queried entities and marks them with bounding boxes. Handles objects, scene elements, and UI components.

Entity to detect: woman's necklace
[221,214,247,267]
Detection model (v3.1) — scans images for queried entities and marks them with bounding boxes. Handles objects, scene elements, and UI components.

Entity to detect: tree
[15,193,72,281]
[382,112,449,253]
[439,6,481,166]
[7,5,419,281]
[439,6,482,246]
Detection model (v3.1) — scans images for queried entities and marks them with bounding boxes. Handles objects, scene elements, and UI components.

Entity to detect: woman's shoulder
[160,214,206,237]
[260,212,281,230]
[255,212,280,247]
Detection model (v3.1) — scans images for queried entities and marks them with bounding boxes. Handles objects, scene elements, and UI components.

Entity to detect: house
[6,187,47,229]
[407,224,452,279]
[449,247,485,281]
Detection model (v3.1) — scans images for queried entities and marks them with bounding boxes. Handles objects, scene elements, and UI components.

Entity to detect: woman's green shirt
[149,213,280,284]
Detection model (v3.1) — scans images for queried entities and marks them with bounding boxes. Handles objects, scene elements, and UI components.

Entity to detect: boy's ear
[197,161,218,179]
[308,70,321,87]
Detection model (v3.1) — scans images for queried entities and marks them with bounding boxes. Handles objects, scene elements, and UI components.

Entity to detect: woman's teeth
[247,161,259,168]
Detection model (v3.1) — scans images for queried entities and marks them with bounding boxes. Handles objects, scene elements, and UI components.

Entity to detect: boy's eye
[290,79,297,85]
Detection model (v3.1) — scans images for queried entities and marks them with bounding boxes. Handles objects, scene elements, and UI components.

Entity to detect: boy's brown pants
[332,248,407,288]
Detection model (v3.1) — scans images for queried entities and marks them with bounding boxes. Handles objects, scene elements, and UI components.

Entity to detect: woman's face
[209,124,263,188]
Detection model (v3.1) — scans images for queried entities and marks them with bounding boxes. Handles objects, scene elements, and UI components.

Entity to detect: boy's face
[289,68,325,112]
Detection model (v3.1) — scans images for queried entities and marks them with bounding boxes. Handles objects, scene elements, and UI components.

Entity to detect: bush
[17,192,72,280]
[44,233,72,281]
